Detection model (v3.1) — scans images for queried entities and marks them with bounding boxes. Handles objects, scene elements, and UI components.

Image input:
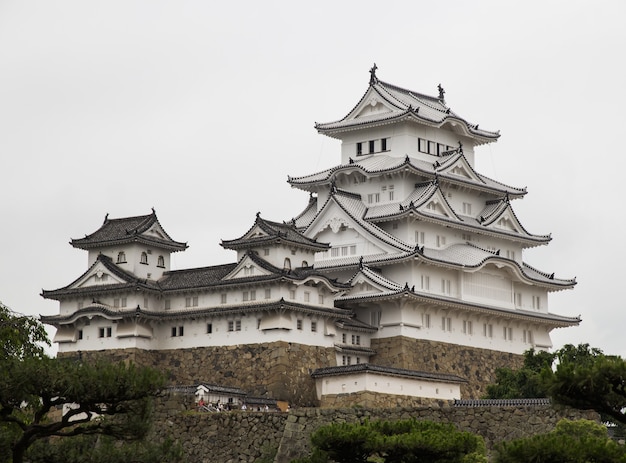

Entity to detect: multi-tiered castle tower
[42,68,579,406]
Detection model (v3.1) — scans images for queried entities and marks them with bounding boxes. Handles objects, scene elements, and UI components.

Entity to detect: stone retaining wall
[63,336,524,405]
[371,337,524,398]
[151,392,598,463]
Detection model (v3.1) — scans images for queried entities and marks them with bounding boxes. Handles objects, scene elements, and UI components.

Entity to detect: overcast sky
[1,1,624,356]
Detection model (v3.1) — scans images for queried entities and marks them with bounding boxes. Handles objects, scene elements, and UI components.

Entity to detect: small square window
[221,293,227,304]
[207,323,213,334]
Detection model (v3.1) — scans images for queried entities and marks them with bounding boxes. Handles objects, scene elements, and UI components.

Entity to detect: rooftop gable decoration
[221,212,329,252]
[315,65,500,145]
[71,209,188,252]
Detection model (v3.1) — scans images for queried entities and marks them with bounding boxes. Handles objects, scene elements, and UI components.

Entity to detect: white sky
[1,1,624,356]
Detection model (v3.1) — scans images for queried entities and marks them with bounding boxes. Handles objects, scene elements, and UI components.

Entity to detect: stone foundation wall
[319,391,446,409]
[370,337,524,398]
[62,342,336,406]
[151,392,599,463]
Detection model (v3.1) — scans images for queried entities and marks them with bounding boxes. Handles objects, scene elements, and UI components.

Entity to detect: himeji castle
[42,67,579,406]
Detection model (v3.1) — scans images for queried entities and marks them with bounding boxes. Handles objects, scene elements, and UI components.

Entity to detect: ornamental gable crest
[222,254,274,280]
[437,155,483,184]
[74,263,126,289]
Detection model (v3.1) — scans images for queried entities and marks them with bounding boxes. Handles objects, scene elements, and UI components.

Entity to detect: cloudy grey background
[1,1,624,356]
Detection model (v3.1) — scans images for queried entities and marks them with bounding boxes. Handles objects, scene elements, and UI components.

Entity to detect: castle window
[515,293,522,307]
[98,327,112,338]
[483,323,493,338]
[244,266,254,276]
[423,313,431,328]
[532,295,541,310]
[462,203,472,215]
[381,138,388,151]
[284,258,291,270]
[441,317,452,332]
[77,301,83,309]
[289,289,296,300]
[164,299,171,310]
[297,319,303,330]
[356,357,361,364]
[243,292,249,302]
[311,321,317,332]
[301,260,308,267]
[250,290,256,301]
[421,275,430,291]
[342,333,346,343]
[304,292,310,302]
[207,323,213,334]
[228,320,242,332]
[117,252,127,263]
[318,294,324,304]
[342,355,352,366]
[221,293,227,304]
[171,326,184,337]
[77,329,83,340]
[436,235,446,247]
[140,252,148,265]
[264,248,270,256]
[415,231,425,245]
[114,298,120,308]
[265,289,271,299]
[463,320,473,335]
[371,311,381,326]
[503,327,513,341]
[157,255,165,268]
[351,335,360,345]
[356,142,363,155]
[185,297,198,307]
[523,329,533,344]
[143,297,149,309]
[441,279,451,295]
[368,140,375,153]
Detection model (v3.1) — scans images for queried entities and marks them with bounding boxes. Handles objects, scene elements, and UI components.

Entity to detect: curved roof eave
[336,290,581,327]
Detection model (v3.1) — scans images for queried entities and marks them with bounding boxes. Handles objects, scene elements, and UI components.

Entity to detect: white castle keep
[42,67,579,405]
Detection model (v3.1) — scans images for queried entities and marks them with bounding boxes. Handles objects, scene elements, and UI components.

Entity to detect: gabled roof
[41,299,354,326]
[221,212,329,252]
[364,180,549,246]
[71,210,188,252]
[335,284,581,328]
[288,153,526,198]
[305,188,415,254]
[158,251,350,292]
[311,363,467,384]
[290,194,318,230]
[41,254,160,300]
[314,68,499,145]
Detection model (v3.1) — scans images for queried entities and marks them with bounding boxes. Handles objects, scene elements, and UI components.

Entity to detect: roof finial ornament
[151,207,155,214]
[256,211,261,219]
[438,83,445,101]
[103,213,109,224]
[359,255,363,269]
[369,63,378,85]
[457,140,463,155]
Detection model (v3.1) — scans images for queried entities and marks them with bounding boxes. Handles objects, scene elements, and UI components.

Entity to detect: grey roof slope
[315,71,499,144]
[290,194,319,230]
[311,363,467,384]
[41,298,354,326]
[288,153,526,198]
[221,212,329,251]
[41,254,160,300]
[71,210,188,252]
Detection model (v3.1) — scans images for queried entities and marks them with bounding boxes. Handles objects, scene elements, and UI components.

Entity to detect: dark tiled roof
[454,398,551,407]
[158,263,237,290]
[41,299,354,326]
[335,316,378,333]
[311,363,467,384]
[71,211,187,252]
[221,213,329,251]
[41,254,160,300]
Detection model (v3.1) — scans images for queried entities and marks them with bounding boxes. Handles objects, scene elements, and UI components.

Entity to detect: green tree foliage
[0,303,167,463]
[493,418,626,463]
[299,419,486,463]
[25,434,182,463]
[484,348,554,399]
[485,344,626,426]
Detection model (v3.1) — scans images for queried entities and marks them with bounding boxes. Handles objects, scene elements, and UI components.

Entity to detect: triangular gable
[142,221,170,242]
[436,154,484,184]
[480,202,526,235]
[345,267,403,298]
[417,188,457,219]
[221,253,275,281]
[352,90,397,120]
[305,195,411,255]
[72,260,128,289]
